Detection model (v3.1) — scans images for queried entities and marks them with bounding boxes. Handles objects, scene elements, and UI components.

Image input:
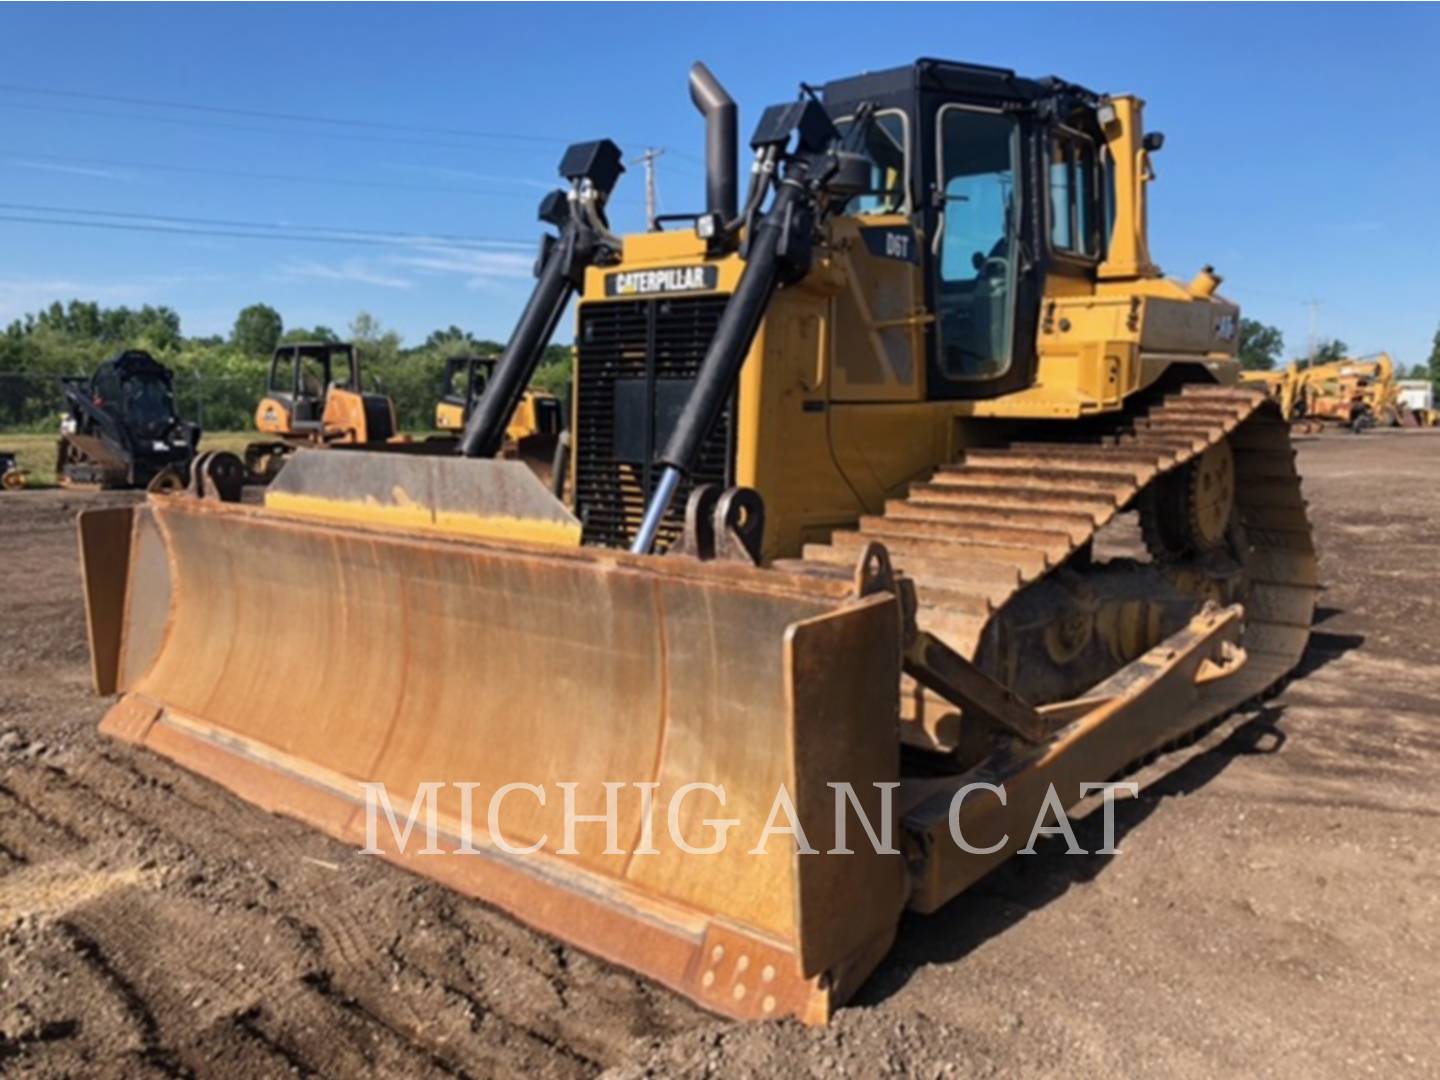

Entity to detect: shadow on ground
[860,606,1368,1007]
[858,706,1292,1007]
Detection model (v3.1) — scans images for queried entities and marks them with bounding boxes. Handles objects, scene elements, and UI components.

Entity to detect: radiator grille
[574,295,734,550]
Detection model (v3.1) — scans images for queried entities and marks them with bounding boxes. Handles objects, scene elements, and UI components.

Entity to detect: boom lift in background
[1244,353,1416,432]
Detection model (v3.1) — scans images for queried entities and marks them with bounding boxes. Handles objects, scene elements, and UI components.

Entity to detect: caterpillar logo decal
[605,265,718,297]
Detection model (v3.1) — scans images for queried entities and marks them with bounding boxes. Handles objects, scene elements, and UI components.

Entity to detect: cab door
[919,80,1065,405]
[930,104,1024,397]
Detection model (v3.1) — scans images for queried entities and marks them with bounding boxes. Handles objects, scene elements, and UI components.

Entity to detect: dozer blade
[265,449,582,546]
[78,495,907,1023]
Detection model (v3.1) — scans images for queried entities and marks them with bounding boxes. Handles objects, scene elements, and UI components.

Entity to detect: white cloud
[0,277,150,323]
[280,259,415,290]
[392,245,535,288]
[0,273,222,325]
[8,159,135,182]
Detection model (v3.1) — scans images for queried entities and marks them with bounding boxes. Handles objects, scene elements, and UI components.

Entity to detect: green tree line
[0,299,572,433]
[3,300,1434,432]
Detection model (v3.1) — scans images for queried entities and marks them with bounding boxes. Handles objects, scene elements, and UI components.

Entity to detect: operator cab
[92,350,180,438]
[266,342,360,432]
[823,59,1112,401]
[440,355,498,417]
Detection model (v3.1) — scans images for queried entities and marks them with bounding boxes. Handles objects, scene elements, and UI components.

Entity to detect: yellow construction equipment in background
[1301,353,1401,429]
[1240,361,1306,424]
[0,450,24,490]
[80,59,1317,1023]
[434,354,493,432]
[1244,353,1413,431]
[245,341,403,479]
[434,354,564,478]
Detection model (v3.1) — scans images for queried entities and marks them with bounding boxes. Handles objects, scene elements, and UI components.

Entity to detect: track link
[780,385,1319,753]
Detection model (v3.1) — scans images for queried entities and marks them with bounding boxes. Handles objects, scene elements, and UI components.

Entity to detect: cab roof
[821,57,1099,113]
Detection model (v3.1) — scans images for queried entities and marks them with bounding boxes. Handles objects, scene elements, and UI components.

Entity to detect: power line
[0,201,531,249]
[0,100,569,156]
[0,81,572,143]
[0,82,706,170]
[7,152,546,200]
[0,213,532,251]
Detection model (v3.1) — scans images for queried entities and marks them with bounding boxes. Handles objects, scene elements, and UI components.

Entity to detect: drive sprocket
[1139,439,1235,560]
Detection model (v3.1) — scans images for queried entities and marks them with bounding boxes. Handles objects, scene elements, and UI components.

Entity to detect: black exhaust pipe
[688,62,737,222]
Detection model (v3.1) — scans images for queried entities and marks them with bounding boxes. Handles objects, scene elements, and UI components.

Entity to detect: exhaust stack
[688,62,737,221]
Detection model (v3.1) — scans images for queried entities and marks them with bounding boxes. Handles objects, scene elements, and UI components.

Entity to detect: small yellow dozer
[245,341,406,480]
[79,60,1316,1023]
[434,354,564,483]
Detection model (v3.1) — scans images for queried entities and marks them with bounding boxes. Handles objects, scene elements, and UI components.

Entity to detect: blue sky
[1,3,1436,366]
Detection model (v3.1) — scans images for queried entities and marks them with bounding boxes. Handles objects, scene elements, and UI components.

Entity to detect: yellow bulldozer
[434,353,565,481]
[78,59,1316,1023]
[244,340,403,479]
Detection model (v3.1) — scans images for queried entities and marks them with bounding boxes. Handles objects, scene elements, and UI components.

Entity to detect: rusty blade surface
[88,496,907,1023]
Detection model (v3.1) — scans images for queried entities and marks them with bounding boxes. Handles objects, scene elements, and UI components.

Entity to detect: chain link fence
[0,368,463,436]
[1,370,266,435]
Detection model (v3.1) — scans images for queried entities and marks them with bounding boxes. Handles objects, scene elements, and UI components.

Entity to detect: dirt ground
[2,432,257,488]
[2,432,1437,1078]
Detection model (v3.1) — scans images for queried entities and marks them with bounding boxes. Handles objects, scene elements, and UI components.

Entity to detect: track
[788,385,1319,751]
[57,434,130,488]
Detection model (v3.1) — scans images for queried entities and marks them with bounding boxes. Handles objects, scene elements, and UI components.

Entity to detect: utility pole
[631,147,665,231]
[1304,298,1321,367]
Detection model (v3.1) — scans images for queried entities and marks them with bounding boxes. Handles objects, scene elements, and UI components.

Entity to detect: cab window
[328,347,357,391]
[470,362,491,401]
[444,360,465,400]
[835,110,908,214]
[93,366,122,403]
[1049,131,1100,258]
[124,377,173,428]
[936,106,1020,380]
[299,353,328,399]
[268,351,296,396]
